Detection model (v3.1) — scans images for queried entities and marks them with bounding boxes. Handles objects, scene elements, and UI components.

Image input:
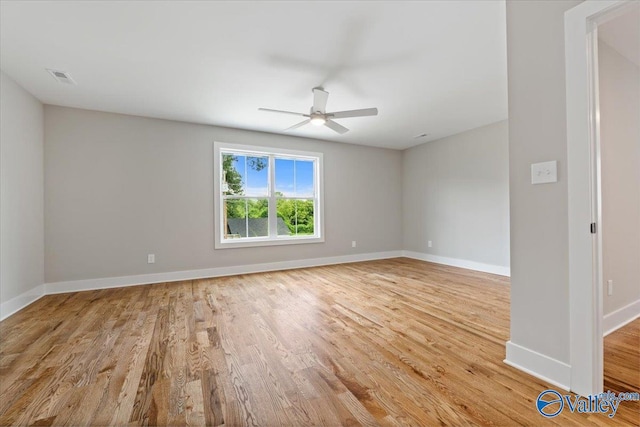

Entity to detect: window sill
[215,236,324,250]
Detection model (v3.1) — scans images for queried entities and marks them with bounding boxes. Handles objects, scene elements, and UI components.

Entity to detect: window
[214,142,323,248]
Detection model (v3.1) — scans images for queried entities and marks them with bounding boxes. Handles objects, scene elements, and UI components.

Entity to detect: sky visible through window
[230,155,314,197]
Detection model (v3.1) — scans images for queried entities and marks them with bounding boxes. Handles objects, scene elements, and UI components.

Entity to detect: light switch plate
[531,161,558,184]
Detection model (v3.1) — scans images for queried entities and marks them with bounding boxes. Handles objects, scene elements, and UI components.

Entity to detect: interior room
[597,3,640,401]
[1,1,638,425]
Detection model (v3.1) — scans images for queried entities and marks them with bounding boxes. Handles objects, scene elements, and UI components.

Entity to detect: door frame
[564,0,633,396]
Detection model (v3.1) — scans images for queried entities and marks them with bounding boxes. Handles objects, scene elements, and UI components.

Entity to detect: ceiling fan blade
[285,119,311,131]
[328,108,378,119]
[259,108,308,117]
[325,120,349,134]
[312,88,329,113]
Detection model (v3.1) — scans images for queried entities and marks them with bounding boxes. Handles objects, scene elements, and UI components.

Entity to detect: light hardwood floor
[0,258,638,426]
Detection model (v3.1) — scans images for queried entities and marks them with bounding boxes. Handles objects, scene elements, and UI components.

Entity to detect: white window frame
[214,141,324,249]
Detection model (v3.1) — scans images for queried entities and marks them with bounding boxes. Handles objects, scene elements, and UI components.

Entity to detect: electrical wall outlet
[428,240,433,248]
[607,279,613,296]
[148,254,155,264]
[352,241,357,248]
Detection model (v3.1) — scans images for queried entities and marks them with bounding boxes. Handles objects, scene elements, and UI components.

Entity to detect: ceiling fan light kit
[259,87,378,135]
[309,114,326,126]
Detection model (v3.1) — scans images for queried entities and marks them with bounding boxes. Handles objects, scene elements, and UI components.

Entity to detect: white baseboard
[504,341,571,391]
[5,250,508,320]
[402,250,510,277]
[603,299,640,336]
[0,284,45,321]
[45,250,403,295]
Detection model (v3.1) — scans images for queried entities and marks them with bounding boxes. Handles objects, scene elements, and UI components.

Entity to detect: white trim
[0,284,45,321]
[504,341,571,391]
[603,299,640,336]
[214,235,324,249]
[565,0,628,396]
[402,251,510,277]
[45,251,402,294]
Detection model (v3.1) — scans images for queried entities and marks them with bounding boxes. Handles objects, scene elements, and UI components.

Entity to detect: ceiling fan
[259,87,378,134]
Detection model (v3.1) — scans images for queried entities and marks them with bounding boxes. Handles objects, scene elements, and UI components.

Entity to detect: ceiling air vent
[46,69,76,85]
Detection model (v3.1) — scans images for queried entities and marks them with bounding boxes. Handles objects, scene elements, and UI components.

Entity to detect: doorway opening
[565,0,640,396]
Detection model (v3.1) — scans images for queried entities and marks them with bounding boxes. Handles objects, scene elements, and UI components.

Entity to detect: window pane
[277,199,315,236]
[222,153,245,195]
[224,198,269,238]
[245,156,269,196]
[275,158,294,197]
[247,198,269,237]
[275,158,315,197]
[224,198,246,238]
[295,160,315,197]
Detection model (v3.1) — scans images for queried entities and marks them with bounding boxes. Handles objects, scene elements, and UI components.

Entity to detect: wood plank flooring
[0,258,638,426]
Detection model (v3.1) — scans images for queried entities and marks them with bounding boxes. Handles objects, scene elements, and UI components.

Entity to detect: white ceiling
[599,3,640,68]
[0,1,507,150]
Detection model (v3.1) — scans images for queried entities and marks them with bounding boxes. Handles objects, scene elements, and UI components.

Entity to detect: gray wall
[0,71,44,305]
[599,41,640,315]
[402,120,509,269]
[44,106,403,283]
[506,0,581,364]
